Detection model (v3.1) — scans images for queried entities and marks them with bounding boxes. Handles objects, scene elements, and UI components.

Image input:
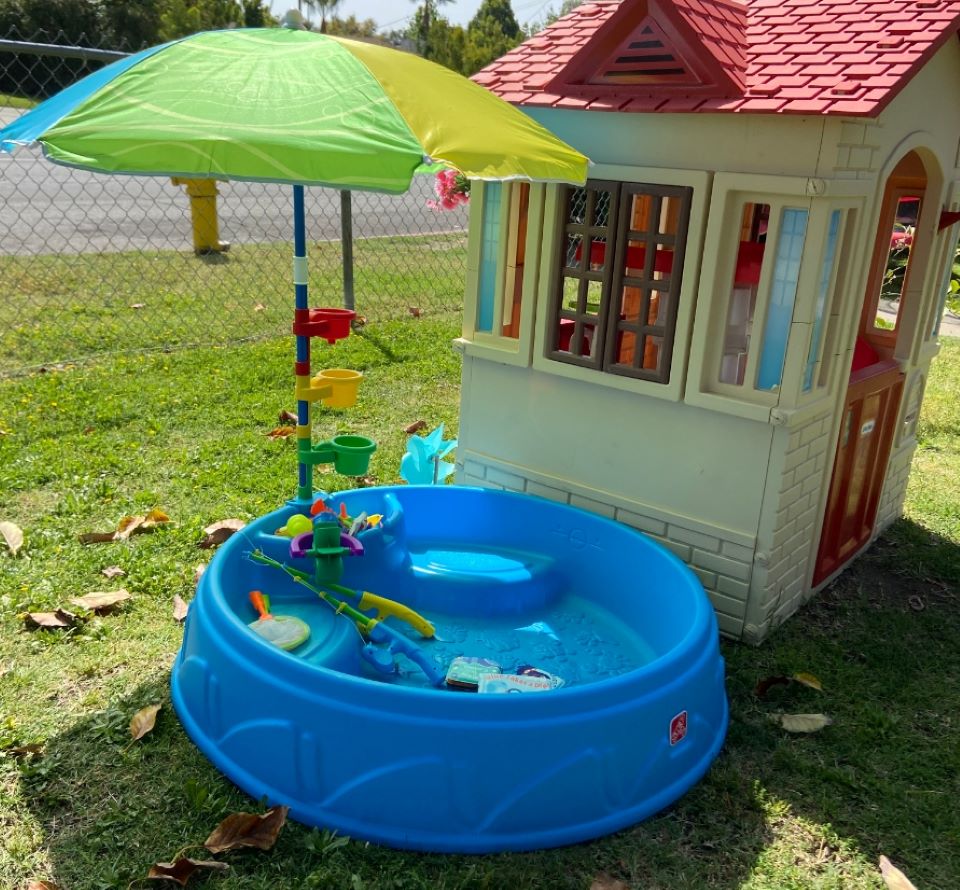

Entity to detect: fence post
[341,190,354,311]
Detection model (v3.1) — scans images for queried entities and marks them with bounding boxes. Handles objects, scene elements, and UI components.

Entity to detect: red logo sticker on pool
[669,711,688,746]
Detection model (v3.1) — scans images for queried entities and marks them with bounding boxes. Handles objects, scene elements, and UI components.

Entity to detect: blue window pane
[477,183,502,333]
[757,208,808,391]
[803,210,842,391]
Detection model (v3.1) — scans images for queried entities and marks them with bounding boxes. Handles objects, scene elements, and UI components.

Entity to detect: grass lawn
[0,323,958,890]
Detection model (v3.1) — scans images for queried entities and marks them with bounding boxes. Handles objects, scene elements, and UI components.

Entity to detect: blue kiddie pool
[171,485,727,852]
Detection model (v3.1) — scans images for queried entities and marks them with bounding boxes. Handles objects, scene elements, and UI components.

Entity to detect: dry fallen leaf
[70,590,132,614]
[267,426,295,439]
[143,509,171,527]
[403,420,427,434]
[199,519,246,549]
[0,521,23,556]
[130,302,146,309]
[147,858,229,886]
[589,875,630,890]
[173,595,189,623]
[879,855,918,890]
[204,806,289,854]
[194,564,207,585]
[3,742,44,758]
[129,703,162,743]
[253,302,266,312]
[792,672,823,691]
[358,475,377,487]
[116,515,146,539]
[79,531,120,545]
[102,565,126,579]
[771,713,833,733]
[26,881,62,890]
[24,609,81,630]
[278,409,298,424]
[408,306,422,318]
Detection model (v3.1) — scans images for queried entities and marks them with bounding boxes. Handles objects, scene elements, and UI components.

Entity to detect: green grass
[0,234,467,375]
[0,94,37,110]
[1,329,958,889]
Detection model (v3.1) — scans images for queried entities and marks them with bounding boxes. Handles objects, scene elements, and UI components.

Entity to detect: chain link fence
[0,27,469,377]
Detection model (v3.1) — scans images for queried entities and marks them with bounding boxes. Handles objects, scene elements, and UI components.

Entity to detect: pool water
[268,592,657,690]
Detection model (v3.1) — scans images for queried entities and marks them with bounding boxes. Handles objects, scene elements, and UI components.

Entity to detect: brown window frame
[546,179,692,384]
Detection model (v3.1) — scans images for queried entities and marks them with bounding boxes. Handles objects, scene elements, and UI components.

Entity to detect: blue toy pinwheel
[400,424,458,485]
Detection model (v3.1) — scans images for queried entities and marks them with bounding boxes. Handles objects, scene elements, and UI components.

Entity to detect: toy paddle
[247,589,310,651]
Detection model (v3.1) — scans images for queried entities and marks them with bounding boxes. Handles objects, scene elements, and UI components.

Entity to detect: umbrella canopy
[0,27,588,190]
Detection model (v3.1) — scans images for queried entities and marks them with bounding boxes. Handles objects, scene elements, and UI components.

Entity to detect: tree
[327,14,378,39]
[101,0,162,48]
[158,0,243,42]
[525,0,582,36]
[463,0,522,75]
[241,0,273,28]
[409,0,454,55]
[301,0,340,33]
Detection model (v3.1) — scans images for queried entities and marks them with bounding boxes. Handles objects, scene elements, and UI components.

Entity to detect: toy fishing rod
[249,550,444,686]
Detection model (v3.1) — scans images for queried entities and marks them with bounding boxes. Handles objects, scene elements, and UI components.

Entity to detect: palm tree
[410,0,454,53]
[300,0,341,33]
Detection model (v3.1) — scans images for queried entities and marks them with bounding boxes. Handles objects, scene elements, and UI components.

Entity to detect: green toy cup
[331,434,376,476]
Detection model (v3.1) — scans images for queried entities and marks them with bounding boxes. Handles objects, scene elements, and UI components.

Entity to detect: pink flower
[427,169,470,212]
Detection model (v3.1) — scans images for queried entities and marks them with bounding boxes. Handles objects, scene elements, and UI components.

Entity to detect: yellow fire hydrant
[170,177,230,255]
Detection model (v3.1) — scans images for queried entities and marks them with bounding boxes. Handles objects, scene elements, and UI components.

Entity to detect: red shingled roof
[473,0,960,115]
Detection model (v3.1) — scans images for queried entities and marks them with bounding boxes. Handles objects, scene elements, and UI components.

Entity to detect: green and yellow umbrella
[0,27,587,188]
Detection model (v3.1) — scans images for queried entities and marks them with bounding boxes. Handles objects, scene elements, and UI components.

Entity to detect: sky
[268,0,558,32]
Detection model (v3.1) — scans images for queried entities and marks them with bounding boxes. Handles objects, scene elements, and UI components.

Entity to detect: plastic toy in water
[275,514,313,537]
[400,423,457,485]
[246,590,311,651]
[172,485,728,852]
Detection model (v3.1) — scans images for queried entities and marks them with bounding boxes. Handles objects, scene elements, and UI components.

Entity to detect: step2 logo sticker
[669,710,688,746]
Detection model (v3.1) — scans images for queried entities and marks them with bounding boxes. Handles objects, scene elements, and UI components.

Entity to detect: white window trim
[686,172,869,424]
[458,182,545,368]
[917,179,959,362]
[531,164,712,403]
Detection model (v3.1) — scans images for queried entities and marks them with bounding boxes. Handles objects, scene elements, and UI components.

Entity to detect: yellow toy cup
[312,368,363,408]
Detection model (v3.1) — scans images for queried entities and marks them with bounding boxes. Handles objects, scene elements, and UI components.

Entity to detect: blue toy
[400,423,457,484]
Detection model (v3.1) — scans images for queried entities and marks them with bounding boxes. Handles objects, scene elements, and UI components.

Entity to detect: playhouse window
[548,180,691,383]
[872,192,921,332]
[719,203,810,391]
[803,210,843,392]
[475,182,530,339]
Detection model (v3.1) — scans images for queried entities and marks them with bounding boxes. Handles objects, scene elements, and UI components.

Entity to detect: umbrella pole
[293,184,313,502]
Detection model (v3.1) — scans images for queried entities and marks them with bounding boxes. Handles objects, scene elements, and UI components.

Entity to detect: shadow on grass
[16,683,773,889]
[721,519,960,889]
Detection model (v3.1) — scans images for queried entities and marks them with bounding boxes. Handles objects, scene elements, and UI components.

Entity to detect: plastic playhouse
[171,297,728,852]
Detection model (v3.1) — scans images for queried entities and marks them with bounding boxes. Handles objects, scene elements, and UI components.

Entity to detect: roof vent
[590,18,698,86]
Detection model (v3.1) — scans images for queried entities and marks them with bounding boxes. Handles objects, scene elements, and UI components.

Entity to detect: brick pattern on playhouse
[474,0,960,116]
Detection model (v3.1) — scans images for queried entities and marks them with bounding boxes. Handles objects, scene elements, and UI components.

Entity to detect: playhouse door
[813,363,904,585]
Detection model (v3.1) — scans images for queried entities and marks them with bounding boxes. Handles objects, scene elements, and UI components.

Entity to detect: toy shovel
[248,589,310,651]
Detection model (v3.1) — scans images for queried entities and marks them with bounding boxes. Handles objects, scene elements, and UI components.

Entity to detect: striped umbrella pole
[293,185,313,502]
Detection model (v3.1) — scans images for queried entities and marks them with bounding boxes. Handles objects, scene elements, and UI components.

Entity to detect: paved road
[0,107,468,256]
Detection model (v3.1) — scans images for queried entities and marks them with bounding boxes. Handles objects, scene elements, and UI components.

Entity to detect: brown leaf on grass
[194,564,207,585]
[792,672,823,691]
[908,595,925,612]
[173,595,189,623]
[0,521,23,556]
[879,855,918,890]
[589,875,630,890]
[278,409,298,424]
[147,858,229,885]
[24,609,81,630]
[81,511,170,544]
[253,302,267,312]
[102,565,126,579]
[770,713,833,733]
[407,306,422,318]
[79,531,120,545]
[403,420,427,434]
[130,303,146,309]
[755,675,792,698]
[3,742,44,758]
[204,806,289,854]
[129,703,162,743]
[199,519,246,549]
[358,475,377,487]
[267,426,295,440]
[26,881,62,890]
[70,589,132,614]
[756,673,823,697]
